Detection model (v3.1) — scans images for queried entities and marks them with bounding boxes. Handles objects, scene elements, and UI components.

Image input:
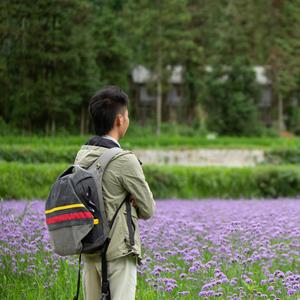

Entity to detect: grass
[0,162,299,199]
[2,162,300,199]
[1,247,298,299]
[0,248,180,300]
[1,134,300,150]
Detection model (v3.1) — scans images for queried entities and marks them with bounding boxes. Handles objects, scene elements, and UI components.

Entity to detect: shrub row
[1,163,300,199]
[0,145,79,163]
[1,144,300,165]
[264,148,300,165]
[1,135,300,149]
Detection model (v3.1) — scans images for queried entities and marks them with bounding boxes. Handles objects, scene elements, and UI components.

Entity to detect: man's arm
[120,154,156,220]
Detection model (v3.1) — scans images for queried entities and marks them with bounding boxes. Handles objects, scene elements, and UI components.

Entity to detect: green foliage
[146,165,257,199]
[1,0,300,134]
[0,0,99,133]
[0,253,153,300]
[0,162,59,199]
[265,148,300,165]
[126,0,197,67]
[204,62,262,136]
[124,0,204,132]
[288,107,300,135]
[255,166,300,198]
[0,145,78,163]
[91,0,131,89]
[1,135,300,165]
[264,1,300,130]
[1,163,300,199]
[126,121,207,137]
[0,255,83,299]
[266,1,300,98]
[0,117,20,135]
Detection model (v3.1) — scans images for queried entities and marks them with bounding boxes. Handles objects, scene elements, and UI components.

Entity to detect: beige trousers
[82,254,137,300]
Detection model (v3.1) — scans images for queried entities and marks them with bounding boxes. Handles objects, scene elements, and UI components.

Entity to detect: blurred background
[1,0,300,137]
[1,0,300,200]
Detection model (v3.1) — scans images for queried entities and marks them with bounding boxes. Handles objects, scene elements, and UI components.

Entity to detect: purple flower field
[1,199,300,299]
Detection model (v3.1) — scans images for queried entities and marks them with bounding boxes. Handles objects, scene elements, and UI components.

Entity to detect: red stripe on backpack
[46,211,93,225]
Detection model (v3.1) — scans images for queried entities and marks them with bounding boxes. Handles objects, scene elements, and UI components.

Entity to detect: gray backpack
[45,147,134,300]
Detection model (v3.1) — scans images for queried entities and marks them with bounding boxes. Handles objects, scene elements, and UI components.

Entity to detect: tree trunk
[51,117,56,136]
[156,38,162,136]
[156,78,162,135]
[278,93,285,132]
[86,113,90,134]
[169,106,177,124]
[80,105,85,136]
[45,120,49,136]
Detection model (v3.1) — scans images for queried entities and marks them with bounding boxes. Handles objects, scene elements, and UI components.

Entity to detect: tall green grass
[0,255,156,300]
[1,135,300,149]
[1,162,300,199]
[1,241,299,299]
[1,136,300,165]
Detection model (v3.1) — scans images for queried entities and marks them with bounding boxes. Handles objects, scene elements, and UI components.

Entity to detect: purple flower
[2,199,300,299]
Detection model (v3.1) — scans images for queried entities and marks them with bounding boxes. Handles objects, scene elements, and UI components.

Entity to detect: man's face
[118,107,129,138]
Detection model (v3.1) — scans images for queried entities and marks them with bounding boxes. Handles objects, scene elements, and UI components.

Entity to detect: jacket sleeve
[120,153,156,220]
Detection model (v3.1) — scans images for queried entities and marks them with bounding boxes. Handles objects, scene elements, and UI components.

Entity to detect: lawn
[1,135,300,150]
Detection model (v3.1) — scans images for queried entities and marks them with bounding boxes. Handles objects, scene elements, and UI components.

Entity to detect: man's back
[74,144,155,263]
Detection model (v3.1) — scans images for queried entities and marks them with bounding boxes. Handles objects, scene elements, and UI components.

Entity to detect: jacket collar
[85,135,120,149]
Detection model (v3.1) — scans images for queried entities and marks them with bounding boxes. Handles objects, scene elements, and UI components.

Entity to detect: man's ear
[115,113,122,127]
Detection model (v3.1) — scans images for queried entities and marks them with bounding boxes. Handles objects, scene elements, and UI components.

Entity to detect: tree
[204,62,261,136]
[0,0,98,134]
[125,0,201,134]
[91,0,131,89]
[265,0,300,132]
[196,0,261,135]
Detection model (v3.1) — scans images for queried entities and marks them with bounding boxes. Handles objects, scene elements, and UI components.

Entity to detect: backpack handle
[57,165,75,179]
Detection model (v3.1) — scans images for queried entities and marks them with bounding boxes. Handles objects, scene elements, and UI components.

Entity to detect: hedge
[0,145,79,163]
[265,148,300,165]
[2,144,300,165]
[1,135,300,149]
[1,163,300,199]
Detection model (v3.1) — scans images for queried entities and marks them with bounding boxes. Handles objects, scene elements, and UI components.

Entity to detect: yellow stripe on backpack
[45,203,85,214]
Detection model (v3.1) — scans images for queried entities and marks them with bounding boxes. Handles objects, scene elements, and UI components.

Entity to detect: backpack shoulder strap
[89,147,123,173]
[86,147,123,237]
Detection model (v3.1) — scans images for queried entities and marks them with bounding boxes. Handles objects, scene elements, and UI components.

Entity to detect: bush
[0,117,20,135]
[288,107,300,134]
[265,148,300,164]
[254,166,300,198]
[203,62,262,136]
[1,163,300,200]
[0,162,62,199]
[0,145,79,163]
[1,136,300,165]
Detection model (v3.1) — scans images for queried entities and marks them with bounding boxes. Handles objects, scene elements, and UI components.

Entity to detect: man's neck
[101,134,121,148]
[104,132,119,142]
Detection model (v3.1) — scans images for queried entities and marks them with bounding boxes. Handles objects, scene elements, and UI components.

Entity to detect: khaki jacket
[74,145,155,264]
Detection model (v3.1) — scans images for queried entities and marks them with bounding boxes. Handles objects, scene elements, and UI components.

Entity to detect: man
[74,85,156,300]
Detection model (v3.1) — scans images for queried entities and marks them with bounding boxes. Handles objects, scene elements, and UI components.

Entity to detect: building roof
[132,65,183,84]
[132,65,271,85]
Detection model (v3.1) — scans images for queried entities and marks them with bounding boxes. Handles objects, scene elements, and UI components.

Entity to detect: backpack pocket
[46,176,95,256]
[49,222,93,256]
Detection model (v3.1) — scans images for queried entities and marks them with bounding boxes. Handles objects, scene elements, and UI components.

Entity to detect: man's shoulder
[114,150,138,163]
[112,150,142,168]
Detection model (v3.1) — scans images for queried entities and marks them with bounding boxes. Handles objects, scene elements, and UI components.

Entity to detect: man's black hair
[88,85,129,136]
